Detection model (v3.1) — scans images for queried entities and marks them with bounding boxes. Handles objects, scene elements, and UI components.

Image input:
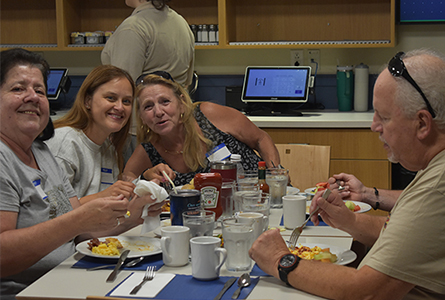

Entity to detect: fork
[288,189,331,250]
[129,266,156,295]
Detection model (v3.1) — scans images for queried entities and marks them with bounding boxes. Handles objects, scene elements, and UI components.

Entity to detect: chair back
[275,144,331,191]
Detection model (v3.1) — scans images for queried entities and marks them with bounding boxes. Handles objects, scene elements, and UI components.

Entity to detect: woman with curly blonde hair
[124,72,280,186]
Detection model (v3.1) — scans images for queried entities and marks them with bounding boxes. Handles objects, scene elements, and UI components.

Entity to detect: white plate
[286,186,300,195]
[291,243,357,265]
[305,187,318,195]
[305,200,371,214]
[153,219,171,237]
[344,200,371,213]
[76,236,162,259]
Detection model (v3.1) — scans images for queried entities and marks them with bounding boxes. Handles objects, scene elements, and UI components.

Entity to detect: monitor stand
[244,103,304,116]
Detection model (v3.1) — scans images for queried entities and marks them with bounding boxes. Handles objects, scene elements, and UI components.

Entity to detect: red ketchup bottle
[194,173,223,220]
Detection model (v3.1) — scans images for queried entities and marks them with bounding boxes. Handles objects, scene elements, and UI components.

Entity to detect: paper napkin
[134,180,169,234]
[109,272,175,298]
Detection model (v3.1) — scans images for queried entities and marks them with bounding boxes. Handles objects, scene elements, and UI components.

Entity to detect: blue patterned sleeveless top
[141,104,261,186]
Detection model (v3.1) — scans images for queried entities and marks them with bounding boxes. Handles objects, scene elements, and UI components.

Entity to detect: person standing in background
[101,0,195,162]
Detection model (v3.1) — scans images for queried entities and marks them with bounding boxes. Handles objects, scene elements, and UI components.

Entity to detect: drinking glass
[182,210,215,238]
[266,168,289,208]
[222,218,254,271]
[240,191,270,230]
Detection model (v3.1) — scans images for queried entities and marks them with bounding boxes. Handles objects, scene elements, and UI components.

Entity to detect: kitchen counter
[247,111,374,128]
[52,109,375,128]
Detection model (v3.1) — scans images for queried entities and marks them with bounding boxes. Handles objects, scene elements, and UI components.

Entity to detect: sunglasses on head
[136,71,175,86]
[388,51,436,118]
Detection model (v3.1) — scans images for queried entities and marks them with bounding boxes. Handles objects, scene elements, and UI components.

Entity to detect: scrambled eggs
[290,245,337,263]
[90,238,123,256]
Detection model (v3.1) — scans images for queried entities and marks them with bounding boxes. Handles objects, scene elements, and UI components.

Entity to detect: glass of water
[266,168,289,208]
[222,217,254,271]
[182,210,215,238]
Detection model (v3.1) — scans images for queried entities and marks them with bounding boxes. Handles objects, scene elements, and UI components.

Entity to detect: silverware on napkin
[213,277,237,300]
[106,249,130,282]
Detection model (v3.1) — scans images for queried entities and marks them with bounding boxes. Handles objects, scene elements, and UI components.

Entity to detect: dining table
[16,207,354,300]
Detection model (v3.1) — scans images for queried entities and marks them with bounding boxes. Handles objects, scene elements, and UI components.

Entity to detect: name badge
[33,179,48,200]
[206,143,231,162]
[100,168,113,186]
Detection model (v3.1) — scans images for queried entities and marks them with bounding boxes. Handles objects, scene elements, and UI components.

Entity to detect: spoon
[87,256,144,271]
[231,273,251,299]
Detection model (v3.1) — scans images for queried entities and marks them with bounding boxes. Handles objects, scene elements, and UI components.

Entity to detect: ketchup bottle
[258,161,270,194]
[194,173,223,220]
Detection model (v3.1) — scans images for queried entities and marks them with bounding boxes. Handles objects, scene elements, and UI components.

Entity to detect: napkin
[71,253,164,271]
[134,180,169,234]
[107,275,260,300]
[280,215,328,227]
[109,272,175,298]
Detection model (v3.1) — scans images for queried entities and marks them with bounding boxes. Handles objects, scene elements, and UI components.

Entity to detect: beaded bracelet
[373,187,380,210]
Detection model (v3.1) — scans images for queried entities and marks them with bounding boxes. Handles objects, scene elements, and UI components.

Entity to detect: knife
[213,277,237,300]
[106,250,130,282]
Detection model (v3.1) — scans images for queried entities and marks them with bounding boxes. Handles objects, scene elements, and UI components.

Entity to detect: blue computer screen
[399,1,445,23]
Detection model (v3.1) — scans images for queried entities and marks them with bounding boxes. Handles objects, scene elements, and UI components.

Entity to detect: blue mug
[170,189,202,226]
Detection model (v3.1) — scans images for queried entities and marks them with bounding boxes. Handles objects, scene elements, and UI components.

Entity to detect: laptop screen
[47,68,68,100]
[241,66,311,103]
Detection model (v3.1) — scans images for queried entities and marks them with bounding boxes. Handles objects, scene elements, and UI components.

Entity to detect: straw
[162,171,178,194]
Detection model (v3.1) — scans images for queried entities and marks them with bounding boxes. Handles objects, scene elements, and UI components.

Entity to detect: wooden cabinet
[1,0,395,51]
[261,128,392,190]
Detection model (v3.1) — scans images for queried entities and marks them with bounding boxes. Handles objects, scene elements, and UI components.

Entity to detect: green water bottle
[337,66,354,111]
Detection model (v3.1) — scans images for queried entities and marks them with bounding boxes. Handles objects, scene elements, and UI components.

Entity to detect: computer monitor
[47,68,69,100]
[398,0,445,24]
[241,66,313,116]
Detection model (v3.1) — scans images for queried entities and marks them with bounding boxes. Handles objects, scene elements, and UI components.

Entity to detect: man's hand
[249,229,291,278]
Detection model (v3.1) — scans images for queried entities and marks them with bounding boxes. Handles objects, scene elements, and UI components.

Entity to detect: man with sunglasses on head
[249,48,445,300]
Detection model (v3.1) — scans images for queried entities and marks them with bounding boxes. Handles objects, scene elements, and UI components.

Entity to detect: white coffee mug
[282,194,307,229]
[236,212,265,241]
[190,236,227,280]
[161,226,190,267]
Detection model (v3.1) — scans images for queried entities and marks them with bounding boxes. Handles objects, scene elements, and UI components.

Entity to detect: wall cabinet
[1,0,395,51]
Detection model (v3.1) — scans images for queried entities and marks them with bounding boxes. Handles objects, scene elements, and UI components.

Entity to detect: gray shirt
[46,127,119,199]
[0,140,77,300]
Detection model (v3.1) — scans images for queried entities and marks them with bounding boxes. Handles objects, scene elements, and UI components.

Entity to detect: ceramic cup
[236,211,266,241]
[282,194,307,229]
[190,236,227,280]
[160,226,190,267]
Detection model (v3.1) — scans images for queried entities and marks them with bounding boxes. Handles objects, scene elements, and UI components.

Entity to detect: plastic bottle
[230,154,244,180]
[354,63,369,112]
[258,161,270,194]
[193,173,223,220]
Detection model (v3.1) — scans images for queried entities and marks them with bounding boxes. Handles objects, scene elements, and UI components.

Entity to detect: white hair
[392,48,445,130]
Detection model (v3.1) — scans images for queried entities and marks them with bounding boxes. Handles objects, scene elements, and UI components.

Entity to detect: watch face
[280,254,296,267]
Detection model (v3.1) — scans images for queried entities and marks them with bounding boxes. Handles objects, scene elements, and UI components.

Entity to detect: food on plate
[182,178,195,190]
[345,201,361,212]
[162,201,170,212]
[314,182,330,193]
[289,245,337,263]
[87,238,123,256]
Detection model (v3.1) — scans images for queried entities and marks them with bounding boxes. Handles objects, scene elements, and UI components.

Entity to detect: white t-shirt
[45,127,119,199]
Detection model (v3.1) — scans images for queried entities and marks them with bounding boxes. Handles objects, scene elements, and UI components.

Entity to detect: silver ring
[116,217,120,227]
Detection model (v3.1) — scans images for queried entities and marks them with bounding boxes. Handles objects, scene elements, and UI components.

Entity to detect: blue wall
[52,74,377,112]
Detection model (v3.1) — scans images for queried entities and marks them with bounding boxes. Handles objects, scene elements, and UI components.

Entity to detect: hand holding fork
[288,189,331,250]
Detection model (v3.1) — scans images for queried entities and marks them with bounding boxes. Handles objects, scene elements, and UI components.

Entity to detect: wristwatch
[278,254,300,286]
